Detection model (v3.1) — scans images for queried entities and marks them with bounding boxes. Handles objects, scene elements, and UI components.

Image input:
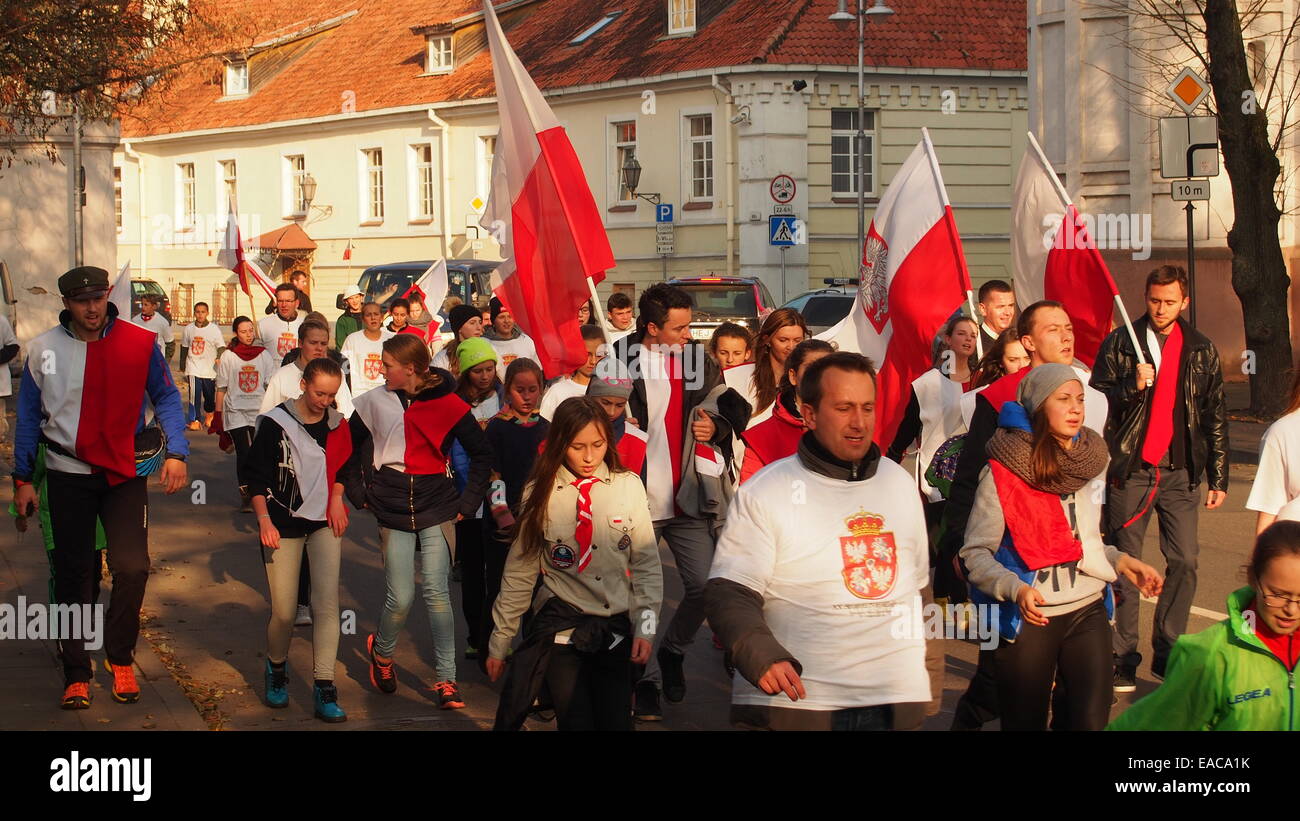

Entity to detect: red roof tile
[121,0,1026,138]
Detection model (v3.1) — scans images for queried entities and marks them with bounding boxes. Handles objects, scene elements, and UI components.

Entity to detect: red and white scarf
[1141,322,1183,465]
[572,475,601,572]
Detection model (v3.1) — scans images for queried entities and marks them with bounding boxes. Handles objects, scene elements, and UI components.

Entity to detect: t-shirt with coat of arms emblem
[182,322,226,379]
[709,453,931,711]
[215,347,279,429]
[340,328,395,396]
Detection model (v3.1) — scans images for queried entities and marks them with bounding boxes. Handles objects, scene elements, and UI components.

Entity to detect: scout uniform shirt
[489,462,663,660]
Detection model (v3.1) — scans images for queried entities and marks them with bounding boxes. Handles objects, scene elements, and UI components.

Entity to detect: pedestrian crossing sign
[770,216,797,246]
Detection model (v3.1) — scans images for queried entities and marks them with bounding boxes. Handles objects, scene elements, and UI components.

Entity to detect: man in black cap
[484,296,538,381]
[13,266,190,710]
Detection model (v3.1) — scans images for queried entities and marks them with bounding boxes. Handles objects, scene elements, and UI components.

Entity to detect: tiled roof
[121,0,1026,138]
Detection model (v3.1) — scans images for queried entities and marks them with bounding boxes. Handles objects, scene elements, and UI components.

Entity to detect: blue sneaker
[265,660,289,708]
[313,682,347,723]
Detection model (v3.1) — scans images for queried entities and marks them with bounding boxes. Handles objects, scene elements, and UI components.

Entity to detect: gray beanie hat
[586,357,633,400]
[1016,362,1083,413]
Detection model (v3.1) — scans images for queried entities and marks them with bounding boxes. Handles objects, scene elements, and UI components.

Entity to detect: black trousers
[458,518,508,652]
[993,599,1113,731]
[46,471,149,684]
[546,637,634,731]
[229,425,255,493]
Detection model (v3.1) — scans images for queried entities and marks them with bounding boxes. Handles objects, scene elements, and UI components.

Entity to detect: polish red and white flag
[217,203,276,300]
[820,129,971,447]
[479,0,615,378]
[1011,132,1123,368]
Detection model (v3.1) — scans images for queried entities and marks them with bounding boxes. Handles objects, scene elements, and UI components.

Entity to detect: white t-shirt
[0,313,16,398]
[260,362,354,418]
[606,324,634,347]
[487,332,538,382]
[341,329,395,396]
[710,454,931,711]
[1248,409,1300,516]
[215,348,279,430]
[258,313,304,361]
[182,322,225,379]
[538,375,589,422]
[132,312,173,354]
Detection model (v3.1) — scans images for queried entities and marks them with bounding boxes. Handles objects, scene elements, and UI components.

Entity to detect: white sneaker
[295,605,313,626]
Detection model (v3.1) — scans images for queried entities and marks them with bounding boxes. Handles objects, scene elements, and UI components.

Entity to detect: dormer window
[224,59,249,96]
[426,35,453,74]
[668,0,696,35]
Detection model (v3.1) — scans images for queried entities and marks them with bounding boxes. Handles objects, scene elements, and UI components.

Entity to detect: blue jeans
[186,376,215,424]
[375,525,456,681]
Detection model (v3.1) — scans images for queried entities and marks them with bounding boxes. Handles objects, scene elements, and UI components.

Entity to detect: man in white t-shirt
[340,302,394,396]
[132,294,174,361]
[484,297,538,381]
[705,351,937,731]
[181,302,226,430]
[538,325,605,421]
[261,318,354,418]
[258,283,304,360]
[605,291,636,347]
[0,312,17,442]
[1248,406,1300,534]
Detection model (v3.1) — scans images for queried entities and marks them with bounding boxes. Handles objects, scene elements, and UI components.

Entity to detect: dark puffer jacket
[341,369,493,532]
[1089,315,1228,491]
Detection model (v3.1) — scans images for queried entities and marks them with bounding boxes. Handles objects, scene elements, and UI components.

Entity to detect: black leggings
[546,638,634,731]
[993,599,1113,730]
[46,472,149,684]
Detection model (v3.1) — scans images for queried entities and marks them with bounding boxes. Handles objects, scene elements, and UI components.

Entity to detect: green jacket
[334,311,362,350]
[1107,586,1298,731]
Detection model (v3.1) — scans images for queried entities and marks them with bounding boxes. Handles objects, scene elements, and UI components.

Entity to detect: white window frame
[284,154,307,218]
[360,147,385,223]
[830,108,878,198]
[113,165,123,234]
[684,112,714,203]
[224,60,249,96]
[612,120,638,205]
[475,133,498,208]
[668,0,696,35]
[218,158,237,217]
[176,162,196,231]
[426,35,453,74]
[409,143,436,222]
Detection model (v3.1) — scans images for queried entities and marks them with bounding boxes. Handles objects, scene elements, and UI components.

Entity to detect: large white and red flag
[480,0,615,378]
[1012,132,1134,368]
[821,129,971,448]
[401,258,449,306]
[108,260,132,318]
[217,203,276,300]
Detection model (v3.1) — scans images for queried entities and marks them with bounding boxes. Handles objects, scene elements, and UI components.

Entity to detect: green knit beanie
[457,336,498,373]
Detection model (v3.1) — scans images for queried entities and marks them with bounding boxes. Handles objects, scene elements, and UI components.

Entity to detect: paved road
[0,406,1266,731]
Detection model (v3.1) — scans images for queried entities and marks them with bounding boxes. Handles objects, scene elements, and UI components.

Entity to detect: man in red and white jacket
[13,266,190,710]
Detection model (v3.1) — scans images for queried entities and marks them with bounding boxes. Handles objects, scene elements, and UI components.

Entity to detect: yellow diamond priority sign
[1166,67,1211,115]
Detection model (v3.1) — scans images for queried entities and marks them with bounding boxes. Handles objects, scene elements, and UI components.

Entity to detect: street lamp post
[620,152,667,278]
[830,0,894,266]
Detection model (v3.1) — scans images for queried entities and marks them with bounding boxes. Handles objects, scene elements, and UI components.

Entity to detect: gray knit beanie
[586,357,633,400]
[1016,362,1083,413]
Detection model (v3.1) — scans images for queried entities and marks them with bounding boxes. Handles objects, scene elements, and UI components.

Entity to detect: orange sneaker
[104,659,141,703]
[61,682,91,710]
[430,680,464,709]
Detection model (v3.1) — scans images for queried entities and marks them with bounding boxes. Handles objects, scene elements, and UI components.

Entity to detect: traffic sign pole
[1186,201,1196,329]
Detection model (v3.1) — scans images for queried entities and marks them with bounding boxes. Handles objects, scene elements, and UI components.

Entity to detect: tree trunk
[1203,0,1293,418]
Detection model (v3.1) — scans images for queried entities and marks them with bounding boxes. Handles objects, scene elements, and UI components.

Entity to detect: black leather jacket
[1089,315,1228,491]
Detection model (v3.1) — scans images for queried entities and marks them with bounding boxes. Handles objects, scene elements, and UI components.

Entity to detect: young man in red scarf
[1090,265,1229,691]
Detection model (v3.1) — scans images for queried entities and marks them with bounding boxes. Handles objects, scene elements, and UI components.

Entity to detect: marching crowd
[8,262,1300,732]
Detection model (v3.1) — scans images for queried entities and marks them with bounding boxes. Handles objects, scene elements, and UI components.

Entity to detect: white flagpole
[920,128,983,360]
[1026,131,1144,366]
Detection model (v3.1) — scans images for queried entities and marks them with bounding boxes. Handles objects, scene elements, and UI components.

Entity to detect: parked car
[782,278,858,335]
[337,259,499,315]
[667,276,777,342]
[130,278,172,322]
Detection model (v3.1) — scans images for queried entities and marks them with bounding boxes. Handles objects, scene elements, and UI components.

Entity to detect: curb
[135,641,209,731]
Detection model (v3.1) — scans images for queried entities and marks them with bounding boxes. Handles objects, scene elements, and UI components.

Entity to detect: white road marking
[1140,595,1227,621]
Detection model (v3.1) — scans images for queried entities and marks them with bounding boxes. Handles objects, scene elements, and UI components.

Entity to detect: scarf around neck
[228,340,267,361]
